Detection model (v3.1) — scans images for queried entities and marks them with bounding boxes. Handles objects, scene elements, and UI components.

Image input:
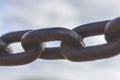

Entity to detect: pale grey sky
[0,0,120,80]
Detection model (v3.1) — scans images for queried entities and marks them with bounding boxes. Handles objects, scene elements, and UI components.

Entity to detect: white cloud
[0,0,120,80]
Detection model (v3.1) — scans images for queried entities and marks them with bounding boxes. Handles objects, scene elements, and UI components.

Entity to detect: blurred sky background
[0,0,120,80]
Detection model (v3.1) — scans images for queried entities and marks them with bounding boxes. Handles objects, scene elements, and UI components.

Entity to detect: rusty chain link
[0,17,120,66]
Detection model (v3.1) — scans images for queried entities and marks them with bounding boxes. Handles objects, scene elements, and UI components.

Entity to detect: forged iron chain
[0,17,120,66]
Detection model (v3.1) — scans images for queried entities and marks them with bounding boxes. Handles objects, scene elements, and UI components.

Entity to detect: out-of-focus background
[0,0,120,80]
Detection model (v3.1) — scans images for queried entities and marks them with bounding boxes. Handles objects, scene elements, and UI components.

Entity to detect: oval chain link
[0,17,120,66]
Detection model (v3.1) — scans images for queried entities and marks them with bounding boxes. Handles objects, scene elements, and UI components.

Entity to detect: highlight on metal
[0,17,120,66]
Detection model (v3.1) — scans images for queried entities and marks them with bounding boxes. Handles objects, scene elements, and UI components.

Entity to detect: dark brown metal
[61,18,120,61]
[39,20,110,60]
[105,18,120,42]
[36,21,109,60]
[40,20,110,60]
[40,47,64,59]
[0,30,44,66]
[0,17,120,66]
[73,20,110,38]
[1,30,31,44]
[0,39,12,55]
[21,28,84,60]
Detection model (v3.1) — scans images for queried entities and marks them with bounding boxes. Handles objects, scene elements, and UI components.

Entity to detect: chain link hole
[9,42,24,53]
[46,41,61,47]
[9,41,61,53]
[84,35,106,46]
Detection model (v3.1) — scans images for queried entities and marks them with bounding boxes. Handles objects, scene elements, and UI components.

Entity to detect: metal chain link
[0,17,120,66]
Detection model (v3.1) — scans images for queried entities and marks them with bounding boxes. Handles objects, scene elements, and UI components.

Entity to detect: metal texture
[0,17,120,66]
[0,30,45,66]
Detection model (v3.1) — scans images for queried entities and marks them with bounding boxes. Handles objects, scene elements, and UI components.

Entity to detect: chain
[0,17,120,66]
